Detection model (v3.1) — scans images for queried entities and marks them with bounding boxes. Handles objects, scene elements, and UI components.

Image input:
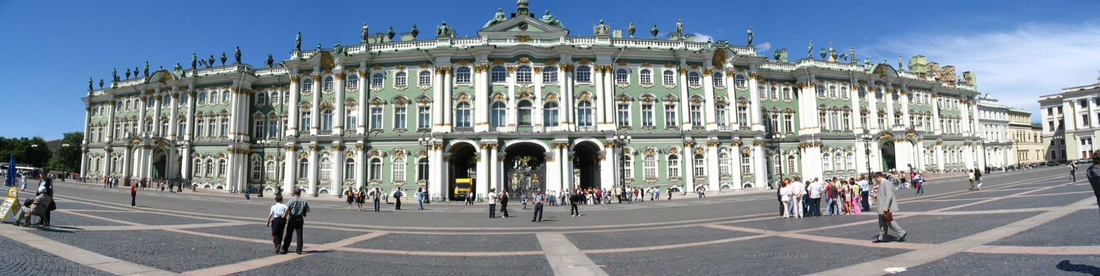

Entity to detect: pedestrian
[416,188,425,210]
[1084,150,1100,214]
[531,190,545,222]
[974,168,983,190]
[372,187,381,212]
[859,176,871,211]
[245,184,252,200]
[1070,160,1079,186]
[913,172,925,195]
[790,177,804,218]
[667,187,673,200]
[570,189,582,217]
[499,190,510,218]
[20,174,27,191]
[548,190,557,206]
[849,180,861,215]
[130,182,137,207]
[968,169,976,190]
[654,186,661,201]
[488,188,498,219]
[696,185,706,198]
[355,188,365,212]
[281,188,310,254]
[521,193,529,210]
[872,172,907,243]
[266,195,288,254]
[780,182,791,218]
[808,179,823,216]
[466,191,475,205]
[393,188,403,210]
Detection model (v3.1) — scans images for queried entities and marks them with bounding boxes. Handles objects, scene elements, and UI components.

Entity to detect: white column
[600,144,615,190]
[432,67,444,132]
[355,145,366,190]
[225,148,236,192]
[490,146,500,192]
[561,63,573,129]
[593,65,606,130]
[476,143,490,198]
[309,75,321,136]
[428,144,442,201]
[678,66,691,131]
[869,85,880,131]
[152,91,162,137]
[443,67,453,131]
[753,142,767,188]
[122,146,132,182]
[748,71,763,132]
[703,69,717,131]
[184,88,196,140]
[332,145,344,197]
[137,91,148,136]
[357,69,368,134]
[307,146,318,196]
[935,144,945,172]
[684,143,696,192]
[547,145,560,193]
[855,141,867,174]
[731,142,743,190]
[283,146,297,193]
[706,141,719,190]
[475,63,490,132]
[334,71,346,134]
[564,147,575,190]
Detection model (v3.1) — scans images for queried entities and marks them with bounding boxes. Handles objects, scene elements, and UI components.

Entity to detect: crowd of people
[776,171,926,219]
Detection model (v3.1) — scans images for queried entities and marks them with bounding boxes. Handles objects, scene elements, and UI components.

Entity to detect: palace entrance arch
[572,141,601,191]
[880,140,896,171]
[447,142,478,201]
[503,142,547,196]
[152,148,168,181]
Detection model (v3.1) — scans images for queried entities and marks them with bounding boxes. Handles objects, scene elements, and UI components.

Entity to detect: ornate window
[640,69,652,85]
[256,92,266,106]
[199,92,209,105]
[662,70,675,86]
[222,90,230,102]
[816,84,826,98]
[418,71,432,87]
[783,87,792,101]
[846,152,855,171]
[418,104,431,129]
[783,114,794,133]
[394,71,407,87]
[417,158,429,182]
[346,106,358,131]
[641,102,654,127]
[576,66,592,82]
[491,101,507,128]
[644,155,657,179]
[369,158,382,181]
[220,117,229,137]
[615,69,629,84]
[251,159,262,181]
[300,110,312,131]
[394,104,407,130]
[833,152,843,171]
[371,73,384,89]
[735,74,747,89]
[841,86,849,99]
[741,151,752,174]
[689,102,702,127]
[787,155,797,173]
[758,85,766,99]
[206,159,215,177]
[718,151,730,176]
[769,86,778,100]
[516,66,532,83]
[542,66,557,83]
[347,74,359,91]
[456,67,471,84]
[543,101,559,127]
[270,92,279,106]
[196,118,205,138]
[617,102,631,127]
[518,100,533,126]
[578,100,594,127]
[713,72,724,87]
[392,157,406,183]
[737,105,748,126]
[297,158,308,180]
[829,85,837,98]
[623,154,634,179]
[370,106,383,130]
[345,158,356,180]
[716,104,728,127]
[268,116,279,138]
[323,76,334,91]
[688,72,701,87]
[491,66,507,82]
[668,154,681,178]
[321,109,333,132]
[842,111,851,131]
[772,153,783,175]
[456,102,472,128]
[218,159,227,177]
[664,103,677,127]
[180,93,189,105]
[254,118,265,139]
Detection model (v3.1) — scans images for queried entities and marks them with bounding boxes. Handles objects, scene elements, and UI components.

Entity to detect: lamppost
[615,135,631,201]
[418,135,433,203]
[860,131,874,181]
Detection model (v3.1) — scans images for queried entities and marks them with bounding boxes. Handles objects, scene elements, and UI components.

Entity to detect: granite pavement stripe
[0,226,174,276]
[536,233,608,276]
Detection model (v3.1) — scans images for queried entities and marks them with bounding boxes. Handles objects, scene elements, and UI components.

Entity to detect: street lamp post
[418,135,433,203]
[616,135,631,202]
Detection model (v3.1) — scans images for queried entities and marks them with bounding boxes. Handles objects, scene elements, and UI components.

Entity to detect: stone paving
[2,167,1099,275]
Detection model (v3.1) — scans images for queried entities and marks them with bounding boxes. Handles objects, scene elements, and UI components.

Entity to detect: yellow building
[1008,108,1045,166]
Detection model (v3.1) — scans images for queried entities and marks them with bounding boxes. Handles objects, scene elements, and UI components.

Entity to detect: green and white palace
[79,1,993,200]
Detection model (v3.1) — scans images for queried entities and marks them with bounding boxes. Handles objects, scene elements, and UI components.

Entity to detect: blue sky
[2,0,1099,139]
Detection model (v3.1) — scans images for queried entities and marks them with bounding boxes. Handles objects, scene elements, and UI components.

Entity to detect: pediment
[478,16,568,39]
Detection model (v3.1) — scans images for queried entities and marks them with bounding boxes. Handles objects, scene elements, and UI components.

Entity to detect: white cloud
[691,33,713,43]
[755,42,771,53]
[875,22,1100,121]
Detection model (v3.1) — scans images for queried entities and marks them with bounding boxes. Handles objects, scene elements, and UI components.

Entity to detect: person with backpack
[973,169,983,190]
[1070,160,1079,186]
[393,188,403,210]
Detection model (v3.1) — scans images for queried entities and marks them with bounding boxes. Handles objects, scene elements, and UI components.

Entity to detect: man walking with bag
[281,188,309,254]
[872,172,907,243]
[531,190,545,222]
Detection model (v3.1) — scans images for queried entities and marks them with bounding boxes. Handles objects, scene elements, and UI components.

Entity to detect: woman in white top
[266,195,289,254]
[779,183,791,218]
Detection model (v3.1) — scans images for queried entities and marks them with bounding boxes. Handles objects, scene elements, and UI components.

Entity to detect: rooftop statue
[220,53,228,66]
[410,24,419,39]
[88,77,93,91]
[773,48,788,63]
[174,63,182,74]
[235,46,241,64]
[112,68,117,81]
[897,56,903,70]
[99,79,104,89]
[850,47,855,63]
[650,23,659,38]
[367,23,376,43]
[819,47,826,59]
[437,21,447,37]
[675,19,683,38]
[484,8,507,29]
[144,61,150,76]
[386,26,395,40]
[593,19,609,35]
[540,10,564,28]
[316,44,322,51]
[628,22,635,38]
[747,26,753,45]
[266,54,274,68]
[333,42,343,55]
[207,55,215,68]
[864,59,874,72]
[295,32,301,51]
[808,41,812,58]
[191,53,197,69]
[125,68,130,80]
[135,67,139,77]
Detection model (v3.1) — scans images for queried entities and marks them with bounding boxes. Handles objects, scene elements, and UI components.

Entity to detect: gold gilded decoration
[578,92,592,101]
[419,62,430,68]
[319,51,335,72]
[456,60,470,66]
[678,67,687,74]
[706,141,720,147]
[644,148,656,156]
[506,67,516,74]
[669,147,679,154]
[752,140,766,146]
[518,56,531,63]
[515,35,531,42]
[533,67,542,74]
[334,72,346,79]
[616,60,628,66]
[578,59,591,65]
[492,59,505,65]
[748,72,759,80]
[711,50,726,69]
[543,59,557,65]
[703,68,714,76]
[371,64,383,70]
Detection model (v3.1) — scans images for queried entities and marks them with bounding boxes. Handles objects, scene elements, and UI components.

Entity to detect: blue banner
[4,154,15,187]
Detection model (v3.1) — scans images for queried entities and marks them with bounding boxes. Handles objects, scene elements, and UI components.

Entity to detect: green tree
[0,136,51,168]
[47,132,84,173]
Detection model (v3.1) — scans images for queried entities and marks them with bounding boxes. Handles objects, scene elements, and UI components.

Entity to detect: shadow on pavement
[1057,260,1100,276]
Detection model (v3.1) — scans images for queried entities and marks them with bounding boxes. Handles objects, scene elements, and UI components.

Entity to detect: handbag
[883,210,893,223]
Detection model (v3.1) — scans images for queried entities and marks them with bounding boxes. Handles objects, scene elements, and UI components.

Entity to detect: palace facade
[1039,75,1100,162]
[80,1,995,200]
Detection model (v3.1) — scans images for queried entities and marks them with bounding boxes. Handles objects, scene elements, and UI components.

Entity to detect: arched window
[690,153,708,175]
[394,103,407,129]
[392,157,406,182]
[640,69,652,85]
[456,67,471,84]
[491,102,507,127]
[343,158,355,180]
[662,70,675,85]
[741,151,752,174]
[688,72,701,86]
[320,156,332,181]
[256,92,267,106]
[577,100,593,127]
[300,110,312,131]
[254,117,265,139]
[371,73,384,88]
[297,158,308,179]
[543,101,559,127]
[668,155,681,178]
[200,92,209,104]
[576,66,592,82]
[270,92,279,106]
[817,85,826,98]
[716,103,728,126]
[616,102,631,127]
[220,117,229,137]
[641,102,655,127]
[160,119,168,136]
[758,85,767,99]
[196,118,205,138]
[829,85,838,98]
[394,71,407,87]
[206,159,215,177]
[419,71,432,86]
[323,76,334,91]
[347,74,359,91]
[841,86,849,99]
[218,159,227,177]
[689,102,702,127]
[417,158,429,182]
[783,87,792,101]
[369,106,383,129]
[643,155,657,179]
[623,154,634,179]
[222,90,230,102]
[251,159,262,180]
[735,75,747,89]
[268,116,280,138]
[517,100,533,126]
[516,66,532,83]
[772,154,783,175]
[180,93,189,105]
[664,103,678,127]
[718,151,730,176]
[822,152,832,172]
[834,153,844,171]
[321,109,333,131]
[266,161,277,180]
[491,66,507,82]
[847,152,855,172]
[302,78,313,92]
[770,86,778,100]
[542,66,557,83]
[713,72,724,87]
[615,68,629,84]
[369,158,382,181]
[346,106,358,131]
[456,102,472,128]
[787,155,797,173]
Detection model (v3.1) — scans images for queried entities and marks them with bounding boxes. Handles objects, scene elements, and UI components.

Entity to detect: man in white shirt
[808,179,823,216]
[790,177,805,218]
[487,188,499,219]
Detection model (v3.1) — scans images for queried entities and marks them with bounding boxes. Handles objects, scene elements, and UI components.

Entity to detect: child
[521,194,529,210]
